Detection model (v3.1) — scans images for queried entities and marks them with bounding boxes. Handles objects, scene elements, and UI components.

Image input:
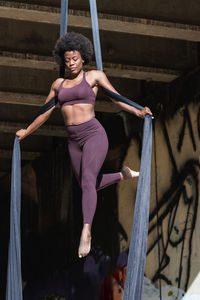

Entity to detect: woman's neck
[68,69,83,80]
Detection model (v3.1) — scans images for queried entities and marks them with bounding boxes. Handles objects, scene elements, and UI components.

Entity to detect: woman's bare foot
[78,224,91,258]
[121,166,139,180]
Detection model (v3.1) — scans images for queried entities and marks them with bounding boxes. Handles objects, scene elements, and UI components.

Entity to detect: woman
[16,32,153,258]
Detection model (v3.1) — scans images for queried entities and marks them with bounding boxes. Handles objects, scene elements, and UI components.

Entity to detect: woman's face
[64,50,84,75]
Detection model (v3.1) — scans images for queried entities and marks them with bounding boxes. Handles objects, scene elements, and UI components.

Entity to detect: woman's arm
[16,78,62,141]
[94,70,153,118]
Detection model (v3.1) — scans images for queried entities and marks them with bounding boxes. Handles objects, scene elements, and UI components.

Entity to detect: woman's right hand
[16,129,27,141]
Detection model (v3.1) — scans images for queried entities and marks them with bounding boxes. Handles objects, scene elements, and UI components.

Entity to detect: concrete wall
[118,102,200,291]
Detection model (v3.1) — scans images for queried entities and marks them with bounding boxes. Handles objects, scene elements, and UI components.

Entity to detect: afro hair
[53,32,93,66]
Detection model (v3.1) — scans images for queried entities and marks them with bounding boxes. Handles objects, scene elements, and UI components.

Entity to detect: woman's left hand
[16,129,28,141]
[139,106,153,119]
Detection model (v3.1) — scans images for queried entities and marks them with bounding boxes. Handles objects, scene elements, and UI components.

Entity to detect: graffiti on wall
[147,105,200,291]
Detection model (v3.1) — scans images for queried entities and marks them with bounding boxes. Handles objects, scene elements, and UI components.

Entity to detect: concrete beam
[0,171,7,177]
[0,149,41,160]
[0,159,11,172]
[0,91,120,113]
[103,64,180,82]
[0,91,46,107]
[0,55,181,82]
[1,6,200,42]
[0,121,66,137]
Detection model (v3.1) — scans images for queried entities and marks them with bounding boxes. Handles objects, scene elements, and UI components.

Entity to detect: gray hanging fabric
[7,1,152,299]
[6,2,69,299]
[6,137,22,300]
[122,117,152,300]
[89,1,153,299]
[89,0,103,71]
[60,0,68,36]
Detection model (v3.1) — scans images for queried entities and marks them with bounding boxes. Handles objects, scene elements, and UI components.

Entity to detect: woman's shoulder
[86,69,104,75]
[54,77,65,84]
[85,69,104,79]
[52,77,65,90]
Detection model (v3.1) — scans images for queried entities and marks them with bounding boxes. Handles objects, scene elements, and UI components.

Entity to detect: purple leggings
[66,118,121,224]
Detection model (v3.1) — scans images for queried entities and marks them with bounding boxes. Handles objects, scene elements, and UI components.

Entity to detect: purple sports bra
[58,72,96,108]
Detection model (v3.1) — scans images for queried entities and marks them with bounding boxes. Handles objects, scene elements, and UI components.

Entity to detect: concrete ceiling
[0,0,200,175]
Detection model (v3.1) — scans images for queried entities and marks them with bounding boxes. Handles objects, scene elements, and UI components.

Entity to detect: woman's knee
[81,174,97,192]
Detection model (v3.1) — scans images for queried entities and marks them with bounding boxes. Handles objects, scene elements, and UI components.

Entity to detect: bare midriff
[61,103,95,126]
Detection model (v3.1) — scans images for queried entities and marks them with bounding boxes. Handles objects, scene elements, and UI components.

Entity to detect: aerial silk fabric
[60,0,68,36]
[122,117,152,300]
[6,3,66,300]
[89,1,153,299]
[29,97,58,125]
[6,137,22,300]
[89,0,103,71]
[7,1,152,299]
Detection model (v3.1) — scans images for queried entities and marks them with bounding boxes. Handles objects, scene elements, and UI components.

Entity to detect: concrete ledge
[1,6,200,41]
[0,91,121,113]
[0,55,181,83]
[0,121,66,137]
[0,149,41,160]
